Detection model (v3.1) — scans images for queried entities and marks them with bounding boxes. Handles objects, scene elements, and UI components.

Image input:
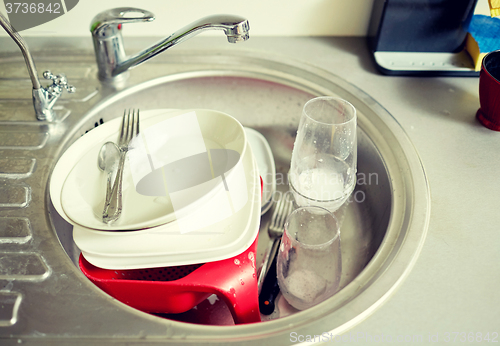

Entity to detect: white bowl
[51,109,247,231]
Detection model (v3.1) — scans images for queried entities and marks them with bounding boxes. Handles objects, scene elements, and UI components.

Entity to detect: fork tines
[119,109,140,147]
[269,197,293,232]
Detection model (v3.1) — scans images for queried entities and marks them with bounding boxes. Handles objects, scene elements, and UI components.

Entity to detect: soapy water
[283,269,327,304]
[297,167,344,201]
[291,155,353,202]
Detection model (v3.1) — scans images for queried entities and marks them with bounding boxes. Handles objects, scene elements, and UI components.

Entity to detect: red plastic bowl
[79,235,260,324]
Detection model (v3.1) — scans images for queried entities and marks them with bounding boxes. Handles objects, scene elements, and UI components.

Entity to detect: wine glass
[289,96,357,212]
[276,206,341,310]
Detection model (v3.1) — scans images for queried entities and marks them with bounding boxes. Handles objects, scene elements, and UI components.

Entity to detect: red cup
[477,50,500,131]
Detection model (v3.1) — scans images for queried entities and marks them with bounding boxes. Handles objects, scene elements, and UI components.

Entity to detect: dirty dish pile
[50,108,264,324]
[50,108,263,267]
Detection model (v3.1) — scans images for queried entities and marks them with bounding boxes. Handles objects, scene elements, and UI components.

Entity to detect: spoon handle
[102,150,126,224]
[105,171,112,203]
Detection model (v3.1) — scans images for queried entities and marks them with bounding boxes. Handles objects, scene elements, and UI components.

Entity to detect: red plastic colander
[80,234,261,326]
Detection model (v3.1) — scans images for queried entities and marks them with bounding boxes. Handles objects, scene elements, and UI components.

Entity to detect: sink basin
[0,45,429,343]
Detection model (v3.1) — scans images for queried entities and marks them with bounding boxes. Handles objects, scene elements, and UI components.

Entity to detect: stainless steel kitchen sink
[0,43,430,344]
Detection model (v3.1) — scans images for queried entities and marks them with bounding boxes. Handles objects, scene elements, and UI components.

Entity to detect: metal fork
[102,109,140,224]
[257,196,294,292]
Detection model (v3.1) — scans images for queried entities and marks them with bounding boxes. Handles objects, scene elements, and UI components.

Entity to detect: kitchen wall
[0,0,493,37]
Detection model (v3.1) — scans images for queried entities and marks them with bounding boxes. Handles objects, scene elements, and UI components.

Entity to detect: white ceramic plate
[74,143,261,269]
[51,109,246,231]
[244,127,276,215]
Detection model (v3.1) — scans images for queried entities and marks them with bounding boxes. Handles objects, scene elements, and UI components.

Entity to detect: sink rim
[48,49,431,343]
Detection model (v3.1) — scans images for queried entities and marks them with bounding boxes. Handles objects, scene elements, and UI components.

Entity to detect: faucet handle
[91,7,155,37]
[42,71,76,97]
[31,71,76,121]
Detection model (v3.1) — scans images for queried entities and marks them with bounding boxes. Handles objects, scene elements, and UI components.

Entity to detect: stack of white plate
[244,127,276,215]
[50,109,266,270]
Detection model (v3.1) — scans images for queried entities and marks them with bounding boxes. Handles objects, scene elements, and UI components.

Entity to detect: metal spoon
[97,141,120,205]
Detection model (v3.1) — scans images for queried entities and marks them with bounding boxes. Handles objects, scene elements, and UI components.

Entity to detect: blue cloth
[469,15,500,53]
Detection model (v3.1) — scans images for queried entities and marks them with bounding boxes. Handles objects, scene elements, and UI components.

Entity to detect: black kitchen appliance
[368,0,479,76]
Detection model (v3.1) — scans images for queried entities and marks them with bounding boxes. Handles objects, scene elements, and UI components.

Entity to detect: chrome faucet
[0,12,75,122]
[90,8,250,83]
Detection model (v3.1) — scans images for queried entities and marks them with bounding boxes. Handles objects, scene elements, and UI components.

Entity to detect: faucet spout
[0,12,41,90]
[115,14,249,77]
[90,8,249,83]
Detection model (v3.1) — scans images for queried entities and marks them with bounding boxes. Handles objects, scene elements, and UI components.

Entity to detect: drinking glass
[289,96,357,212]
[277,206,341,310]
